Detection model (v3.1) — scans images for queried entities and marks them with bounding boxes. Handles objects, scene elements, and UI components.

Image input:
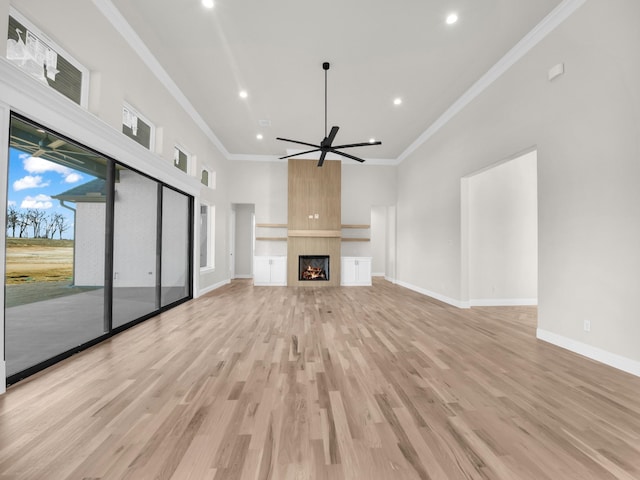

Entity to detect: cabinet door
[270,257,287,286]
[355,258,372,285]
[341,258,357,285]
[253,257,271,285]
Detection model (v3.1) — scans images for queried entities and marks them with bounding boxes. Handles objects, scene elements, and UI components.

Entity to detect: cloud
[8,200,16,207]
[23,156,71,175]
[13,175,50,191]
[21,194,53,209]
[22,156,83,185]
[64,172,83,183]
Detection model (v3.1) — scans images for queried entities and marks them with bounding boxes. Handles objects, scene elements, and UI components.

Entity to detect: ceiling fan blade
[317,151,328,167]
[327,126,339,144]
[47,151,86,165]
[48,139,66,149]
[279,148,321,160]
[331,141,382,149]
[55,149,106,157]
[276,137,321,149]
[329,148,366,163]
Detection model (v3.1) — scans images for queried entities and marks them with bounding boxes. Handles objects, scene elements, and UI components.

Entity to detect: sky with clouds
[7,147,97,239]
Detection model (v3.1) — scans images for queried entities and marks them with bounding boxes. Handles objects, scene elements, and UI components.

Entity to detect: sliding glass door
[112,167,159,328]
[161,187,191,307]
[5,116,108,377]
[4,114,193,383]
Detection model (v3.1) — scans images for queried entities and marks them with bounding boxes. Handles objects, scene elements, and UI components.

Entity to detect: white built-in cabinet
[253,256,287,286]
[341,257,372,286]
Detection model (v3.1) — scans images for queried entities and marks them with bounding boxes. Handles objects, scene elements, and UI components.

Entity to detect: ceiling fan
[10,133,92,165]
[32,134,67,157]
[276,62,381,167]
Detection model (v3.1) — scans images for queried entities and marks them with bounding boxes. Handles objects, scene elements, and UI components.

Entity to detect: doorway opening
[461,149,538,307]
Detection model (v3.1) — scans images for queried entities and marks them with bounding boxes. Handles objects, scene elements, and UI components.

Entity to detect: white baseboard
[395,280,470,309]
[470,298,538,307]
[198,278,231,296]
[234,274,253,279]
[537,328,640,378]
[372,272,386,277]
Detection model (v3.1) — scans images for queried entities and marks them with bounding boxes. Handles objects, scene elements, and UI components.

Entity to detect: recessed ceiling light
[239,90,248,99]
[202,0,214,9]
[369,138,376,143]
[256,133,263,140]
[393,98,402,106]
[446,13,458,24]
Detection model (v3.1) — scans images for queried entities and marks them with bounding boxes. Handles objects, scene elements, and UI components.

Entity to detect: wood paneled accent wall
[287,159,341,286]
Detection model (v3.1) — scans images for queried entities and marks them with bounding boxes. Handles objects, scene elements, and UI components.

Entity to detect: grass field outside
[5,237,74,284]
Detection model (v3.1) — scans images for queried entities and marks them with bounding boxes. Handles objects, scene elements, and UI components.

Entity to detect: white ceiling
[104,0,566,163]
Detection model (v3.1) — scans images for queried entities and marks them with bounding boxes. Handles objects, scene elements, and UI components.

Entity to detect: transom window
[7,8,89,107]
[122,103,154,150]
[174,145,191,174]
[201,167,212,187]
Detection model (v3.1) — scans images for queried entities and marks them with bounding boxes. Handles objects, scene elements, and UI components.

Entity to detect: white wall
[227,161,288,257]
[342,164,396,258]
[233,204,254,278]
[228,160,398,259]
[396,0,640,371]
[370,206,387,276]
[342,164,397,224]
[467,151,537,305]
[385,206,397,282]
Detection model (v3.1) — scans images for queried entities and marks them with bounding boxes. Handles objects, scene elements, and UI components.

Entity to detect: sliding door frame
[5,113,194,385]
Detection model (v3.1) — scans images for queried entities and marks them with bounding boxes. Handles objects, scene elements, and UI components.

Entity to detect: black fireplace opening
[299,255,330,281]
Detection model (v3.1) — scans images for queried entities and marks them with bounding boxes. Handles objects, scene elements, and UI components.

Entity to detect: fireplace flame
[302,265,326,280]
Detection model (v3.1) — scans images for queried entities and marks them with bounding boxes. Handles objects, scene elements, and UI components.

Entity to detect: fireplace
[299,255,330,281]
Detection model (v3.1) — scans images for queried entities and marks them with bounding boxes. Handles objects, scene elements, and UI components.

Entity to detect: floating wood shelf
[256,223,288,228]
[341,238,370,242]
[341,224,370,229]
[258,224,370,229]
[255,237,287,241]
[288,229,341,238]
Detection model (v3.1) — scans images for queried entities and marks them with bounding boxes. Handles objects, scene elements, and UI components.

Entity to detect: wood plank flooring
[1,278,640,479]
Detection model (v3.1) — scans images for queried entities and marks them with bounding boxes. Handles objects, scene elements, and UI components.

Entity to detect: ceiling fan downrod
[276,61,381,167]
[323,62,329,140]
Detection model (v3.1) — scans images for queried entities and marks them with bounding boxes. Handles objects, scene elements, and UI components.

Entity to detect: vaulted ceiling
[102,1,566,161]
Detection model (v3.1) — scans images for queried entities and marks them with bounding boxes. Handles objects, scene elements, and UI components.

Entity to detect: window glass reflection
[161,187,191,306]
[5,116,107,376]
[112,167,159,328]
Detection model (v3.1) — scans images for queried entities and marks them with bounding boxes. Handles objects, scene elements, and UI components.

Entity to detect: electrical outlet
[583,320,591,332]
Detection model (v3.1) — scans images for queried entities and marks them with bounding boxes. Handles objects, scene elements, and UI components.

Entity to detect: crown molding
[396,0,587,164]
[227,154,285,163]
[0,58,201,196]
[92,0,586,165]
[91,0,231,159]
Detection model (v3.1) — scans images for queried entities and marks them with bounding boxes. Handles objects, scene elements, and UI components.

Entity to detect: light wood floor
[1,279,640,479]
